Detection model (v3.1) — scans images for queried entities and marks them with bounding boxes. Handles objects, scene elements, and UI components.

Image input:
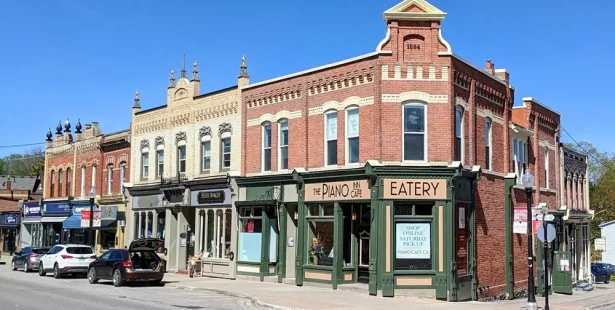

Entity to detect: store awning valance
[62,214,82,229]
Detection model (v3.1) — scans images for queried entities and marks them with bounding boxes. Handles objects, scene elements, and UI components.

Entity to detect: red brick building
[233,0,568,301]
[41,120,129,253]
[0,175,41,254]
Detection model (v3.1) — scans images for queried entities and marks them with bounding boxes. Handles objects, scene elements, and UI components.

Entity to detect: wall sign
[133,194,164,209]
[23,203,41,217]
[396,223,431,259]
[190,189,231,206]
[513,208,527,234]
[43,202,70,215]
[304,180,370,202]
[4,215,18,225]
[383,179,447,200]
[456,203,468,275]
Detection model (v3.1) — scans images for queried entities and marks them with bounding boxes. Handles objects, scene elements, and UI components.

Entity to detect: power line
[560,125,615,175]
[1,155,45,161]
[0,142,45,149]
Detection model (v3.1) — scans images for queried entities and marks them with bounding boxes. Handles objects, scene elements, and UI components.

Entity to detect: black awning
[94,220,117,230]
[234,200,278,207]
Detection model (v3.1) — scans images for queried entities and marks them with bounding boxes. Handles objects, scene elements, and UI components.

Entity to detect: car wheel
[11,260,16,271]
[606,277,610,284]
[24,261,29,273]
[38,263,46,276]
[53,264,61,279]
[88,268,99,284]
[112,269,124,287]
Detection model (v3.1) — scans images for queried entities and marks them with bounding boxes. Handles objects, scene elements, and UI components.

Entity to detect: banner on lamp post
[81,210,101,228]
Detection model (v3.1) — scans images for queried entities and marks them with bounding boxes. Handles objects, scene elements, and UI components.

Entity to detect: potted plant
[310,236,323,265]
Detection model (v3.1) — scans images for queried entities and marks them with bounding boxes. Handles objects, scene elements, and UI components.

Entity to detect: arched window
[50,170,55,198]
[120,162,127,191]
[454,106,464,162]
[403,102,427,161]
[66,167,71,197]
[107,164,114,195]
[58,169,63,197]
[278,119,289,170]
[80,166,86,197]
[345,106,360,164]
[484,117,492,170]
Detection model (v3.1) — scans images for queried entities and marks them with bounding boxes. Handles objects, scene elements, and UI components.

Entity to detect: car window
[20,248,31,254]
[47,246,58,254]
[32,248,49,255]
[66,247,94,255]
[100,251,112,260]
[110,251,123,260]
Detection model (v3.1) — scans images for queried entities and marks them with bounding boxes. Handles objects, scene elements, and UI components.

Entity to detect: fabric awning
[41,216,67,223]
[62,214,82,229]
[94,220,117,230]
[22,217,42,224]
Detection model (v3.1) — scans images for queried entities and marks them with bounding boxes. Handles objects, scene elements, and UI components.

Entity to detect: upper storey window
[346,107,360,164]
[325,111,338,166]
[403,103,426,162]
[454,106,464,162]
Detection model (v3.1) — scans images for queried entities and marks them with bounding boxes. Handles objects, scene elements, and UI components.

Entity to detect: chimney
[485,59,495,75]
[91,122,101,136]
[5,178,11,191]
[495,68,510,85]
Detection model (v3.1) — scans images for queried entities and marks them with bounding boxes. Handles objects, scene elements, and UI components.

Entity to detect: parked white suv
[38,244,96,278]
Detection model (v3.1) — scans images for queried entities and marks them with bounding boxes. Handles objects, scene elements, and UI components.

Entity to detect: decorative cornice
[175,131,187,143]
[382,91,448,104]
[155,136,164,148]
[199,126,212,139]
[140,139,149,150]
[308,96,374,116]
[219,123,232,136]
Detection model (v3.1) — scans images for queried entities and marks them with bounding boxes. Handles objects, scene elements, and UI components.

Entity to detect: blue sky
[0,0,612,158]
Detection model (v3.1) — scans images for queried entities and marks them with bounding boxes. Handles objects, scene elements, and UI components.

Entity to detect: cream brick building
[125,58,248,276]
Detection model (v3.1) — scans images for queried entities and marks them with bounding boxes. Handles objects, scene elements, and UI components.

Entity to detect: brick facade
[101,130,131,197]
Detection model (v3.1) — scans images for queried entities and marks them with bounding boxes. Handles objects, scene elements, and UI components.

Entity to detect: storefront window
[394,203,434,271]
[157,211,166,239]
[238,207,263,262]
[306,204,335,266]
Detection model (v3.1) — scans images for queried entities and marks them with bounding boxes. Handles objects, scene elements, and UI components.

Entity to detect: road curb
[169,284,309,310]
[585,300,615,310]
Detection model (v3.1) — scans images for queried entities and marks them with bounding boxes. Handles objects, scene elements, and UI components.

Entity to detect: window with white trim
[107,164,113,195]
[221,138,231,169]
[80,166,86,197]
[544,148,549,189]
[262,122,272,171]
[279,120,288,170]
[141,152,149,179]
[454,106,464,162]
[58,169,63,197]
[201,141,211,172]
[92,165,97,188]
[403,103,426,161]
[66,167,71,197]
[512,138,528,184]
[156,150,164,178]
[325,111,338,166]
[484,118,492,170]
[346,107,359,164]
[50,170,55,198]
[120,163,126,190]
[177,145,186,174]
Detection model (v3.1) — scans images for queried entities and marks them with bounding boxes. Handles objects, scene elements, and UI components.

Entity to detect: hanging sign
[305,180,370,201]
[595,238,606,252]
[383,179,447,200]
[80,210,101,228]
[395,223,431,259]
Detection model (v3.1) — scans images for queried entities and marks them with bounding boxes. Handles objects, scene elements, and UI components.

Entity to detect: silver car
[11,247,51,272]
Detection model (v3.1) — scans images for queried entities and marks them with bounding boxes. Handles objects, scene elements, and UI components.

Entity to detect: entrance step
[236,275,278,283]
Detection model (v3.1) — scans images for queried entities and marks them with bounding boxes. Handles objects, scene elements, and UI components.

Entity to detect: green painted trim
[303,278,333,284]
[295,181,305,286]
[504,176,515,299]
[381,199,394,297]
[278,203,288,283]
[434,200,447,300]
[237,261,261,266]
[368,181,379,296]
[235,173,295,186]
[469,179,477,301]
[260,208,271,282]
[237,271,260,276]
[332,202,344,290]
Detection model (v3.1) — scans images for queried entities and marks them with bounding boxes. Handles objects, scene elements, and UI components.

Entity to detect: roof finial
[239,54,249,78]
[56,121,62,134]
[133,90,141,109]
[169,69,176,87]
[75,118,82,133]
[46,128,53,141]
[181,54,187,78]
[192,61,199,81]
[64,118,71,133]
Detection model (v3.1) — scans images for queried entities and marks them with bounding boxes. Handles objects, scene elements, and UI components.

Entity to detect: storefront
[96,205,120,254]
[41,200,71,246]
[292,163,479,301]
[21,201,43,248]
[0,212,20,254]
[62,200,97,245]
[234,174,297,283]
[128,188,168,267]
[188,176,238,279]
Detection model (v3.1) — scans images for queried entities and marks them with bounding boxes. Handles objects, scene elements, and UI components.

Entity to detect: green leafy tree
[2,148,44,177]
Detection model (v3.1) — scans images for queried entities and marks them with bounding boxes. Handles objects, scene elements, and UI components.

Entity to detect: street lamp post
[88,187,96,248]
[522,171,537,310]
[542,205,550,310]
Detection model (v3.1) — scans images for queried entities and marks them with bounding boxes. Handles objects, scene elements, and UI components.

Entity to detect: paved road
[0,262,261,310]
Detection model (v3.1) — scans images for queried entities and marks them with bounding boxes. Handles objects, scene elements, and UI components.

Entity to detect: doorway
[353,204,371,284]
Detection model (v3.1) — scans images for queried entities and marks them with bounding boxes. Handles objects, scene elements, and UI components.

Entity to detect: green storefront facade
[234,162,481,301]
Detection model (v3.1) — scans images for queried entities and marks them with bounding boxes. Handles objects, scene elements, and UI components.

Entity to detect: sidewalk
[162,273,615,310]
